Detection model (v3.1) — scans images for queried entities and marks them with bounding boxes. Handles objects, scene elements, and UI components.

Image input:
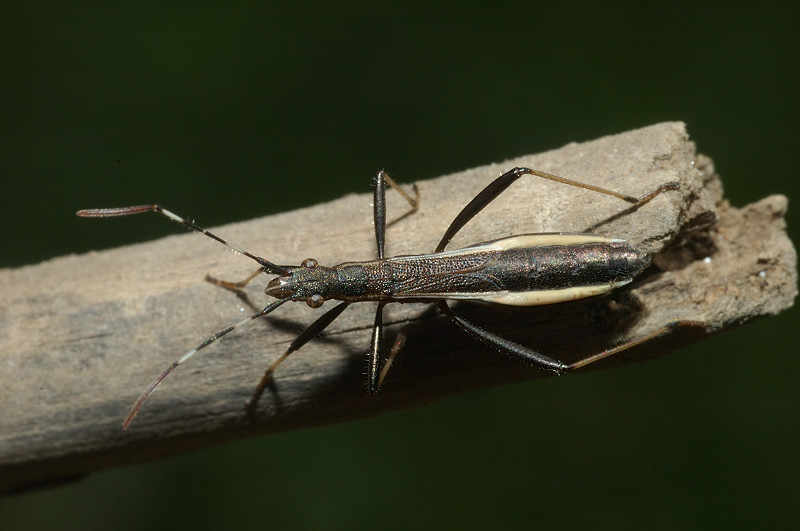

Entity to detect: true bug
[78,167,680,429]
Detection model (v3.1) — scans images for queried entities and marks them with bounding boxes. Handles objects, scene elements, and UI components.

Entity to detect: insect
[78,167,682,429]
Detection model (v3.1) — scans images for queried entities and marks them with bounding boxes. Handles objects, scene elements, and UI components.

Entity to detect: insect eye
[302,258,318,268]
[306,294,324,308]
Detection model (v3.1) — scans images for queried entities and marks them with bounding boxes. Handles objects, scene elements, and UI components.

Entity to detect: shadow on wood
[0,121,796,495]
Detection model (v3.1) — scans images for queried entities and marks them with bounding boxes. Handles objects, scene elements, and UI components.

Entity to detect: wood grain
[0,122,795,494]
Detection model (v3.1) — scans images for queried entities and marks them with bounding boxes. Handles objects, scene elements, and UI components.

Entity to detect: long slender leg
[122,297,292,429]
[369,303,386,393]
[438,301,568,372]
[205,267,266,291]
[564,319,716,370]
[438,300,714,374]
[383,173,420,228]
[246,301,350,415]
[383,173,420,212]
[378,332,407,389]
[77,204,289,275]
[368,170,420,391]
[373,170,421,256]
[374,171,388,260]
[435,167,679,252]
[368,171,390,392]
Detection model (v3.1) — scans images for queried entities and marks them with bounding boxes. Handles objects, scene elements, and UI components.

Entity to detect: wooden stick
[0,122,795,494]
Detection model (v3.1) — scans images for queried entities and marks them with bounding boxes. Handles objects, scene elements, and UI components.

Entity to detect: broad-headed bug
[78,167,684,428]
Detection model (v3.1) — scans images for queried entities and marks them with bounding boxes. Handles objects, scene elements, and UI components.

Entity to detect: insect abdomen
[334,235,649,306]
[513,241,647,290]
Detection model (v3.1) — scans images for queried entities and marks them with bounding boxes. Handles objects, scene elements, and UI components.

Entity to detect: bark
[0,121,795,495]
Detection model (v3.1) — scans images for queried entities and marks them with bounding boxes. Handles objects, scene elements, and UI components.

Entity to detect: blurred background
[2,2,798,529]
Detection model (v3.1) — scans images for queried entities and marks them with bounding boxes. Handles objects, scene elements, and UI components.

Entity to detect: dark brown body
[78,166,677,427]
[267,233,648,306]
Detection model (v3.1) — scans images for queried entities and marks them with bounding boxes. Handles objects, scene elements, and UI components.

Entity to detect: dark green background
[2,2,798,529]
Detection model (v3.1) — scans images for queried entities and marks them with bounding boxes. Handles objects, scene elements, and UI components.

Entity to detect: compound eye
[306,294,324,308]
[302,258,318,269]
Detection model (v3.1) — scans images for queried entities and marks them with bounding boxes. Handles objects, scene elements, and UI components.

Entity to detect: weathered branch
[0,122,795,494]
